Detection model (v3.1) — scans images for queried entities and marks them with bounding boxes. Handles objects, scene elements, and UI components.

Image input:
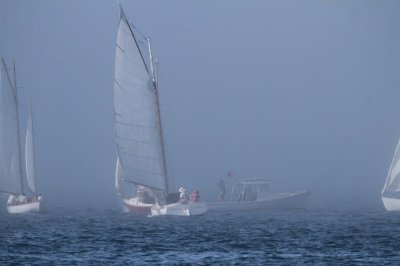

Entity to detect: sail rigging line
[114,79,124,90]
[116,43,125,53]
[131,23,149,42]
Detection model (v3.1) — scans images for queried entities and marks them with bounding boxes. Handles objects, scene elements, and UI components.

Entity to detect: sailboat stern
[382,196,400,211]
[151,202,207,216]
[7,201,42,214]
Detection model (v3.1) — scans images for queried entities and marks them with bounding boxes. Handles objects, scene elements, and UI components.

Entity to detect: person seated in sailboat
[179,187,188,204]
[18,193,27,204]
[7,194,17,206]
[190,189,200,202]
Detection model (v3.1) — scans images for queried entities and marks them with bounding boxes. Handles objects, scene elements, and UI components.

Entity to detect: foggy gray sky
[0,0,399,210]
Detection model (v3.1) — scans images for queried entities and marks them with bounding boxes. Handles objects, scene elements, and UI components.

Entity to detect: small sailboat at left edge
[0,58,44,213]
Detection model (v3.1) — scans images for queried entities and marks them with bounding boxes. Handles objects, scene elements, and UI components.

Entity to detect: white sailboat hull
[208,191,309,212]
[151,202,208,216]
[123,197,153,212]
[7,201,42,214]
[382,196,400,211]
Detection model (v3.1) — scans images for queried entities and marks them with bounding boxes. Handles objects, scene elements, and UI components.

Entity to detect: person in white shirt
[179,187,187,204]
[18,194,27,204]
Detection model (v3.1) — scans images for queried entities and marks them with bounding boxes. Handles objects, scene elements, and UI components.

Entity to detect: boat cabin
[229,178,270,202]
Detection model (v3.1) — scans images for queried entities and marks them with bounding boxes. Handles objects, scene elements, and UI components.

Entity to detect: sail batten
[115,134,155,145]
[114,7,167,192]
[114,119,156,129]
[117,150,161,161]
[0,58,23,195]
[123,167,163,177]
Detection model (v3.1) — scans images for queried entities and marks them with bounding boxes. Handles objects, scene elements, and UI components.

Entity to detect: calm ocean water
[1,208,399,265]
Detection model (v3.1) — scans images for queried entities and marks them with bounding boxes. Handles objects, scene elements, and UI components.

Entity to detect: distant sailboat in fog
[382,139,400,211]
[0,58,43,213]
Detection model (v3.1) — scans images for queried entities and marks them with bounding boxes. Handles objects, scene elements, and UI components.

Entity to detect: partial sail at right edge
[0,58,22,195]
[115,157,122,193]
[382,139,400,195]
[25,111,36,195]
[113,8,167,192]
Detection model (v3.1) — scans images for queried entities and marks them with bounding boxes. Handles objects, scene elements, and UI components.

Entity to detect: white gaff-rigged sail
[25,110,37,195]
[0,58,23,195]
[113,8,168,192]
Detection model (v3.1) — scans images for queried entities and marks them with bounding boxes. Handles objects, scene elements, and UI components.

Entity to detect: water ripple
[1,209,400,264]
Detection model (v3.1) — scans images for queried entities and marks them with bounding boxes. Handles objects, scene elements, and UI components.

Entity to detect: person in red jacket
[190,189,200,202]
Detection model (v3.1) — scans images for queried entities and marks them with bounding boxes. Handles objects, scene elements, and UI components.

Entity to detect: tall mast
[147,38,169,194]
[13,62,24,195]
[29,101,38,195]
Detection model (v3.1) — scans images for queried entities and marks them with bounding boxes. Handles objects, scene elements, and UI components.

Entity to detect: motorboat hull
[382,196,400,211]
[151,202,208,216]
[208,191,310,212]
[7,201,42,214]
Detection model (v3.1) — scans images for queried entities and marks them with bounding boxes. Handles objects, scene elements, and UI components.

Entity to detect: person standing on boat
[18,194,27,204]
[179,187,187,204]
[217,179,226,201]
